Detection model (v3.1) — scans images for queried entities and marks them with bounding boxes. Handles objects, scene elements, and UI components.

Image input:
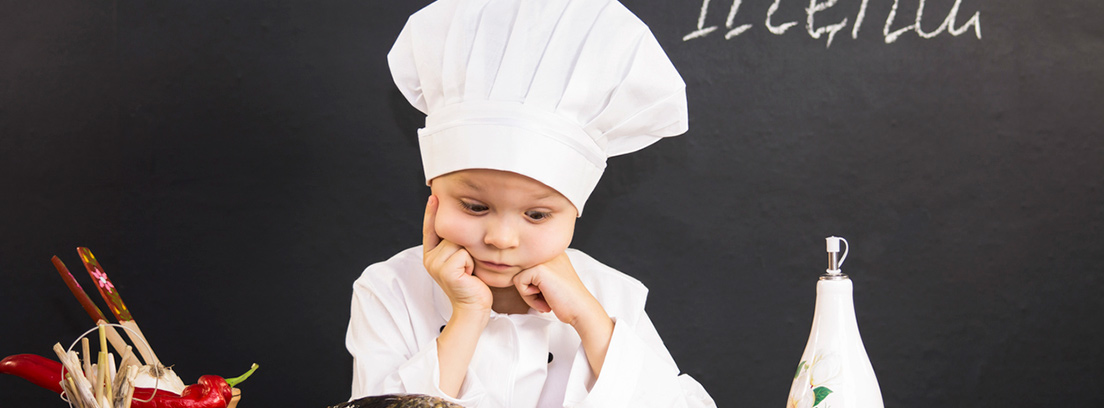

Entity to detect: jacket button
[547,352,554,364]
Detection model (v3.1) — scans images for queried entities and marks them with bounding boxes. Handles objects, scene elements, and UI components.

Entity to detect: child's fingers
[512,267,538,292]
[513,270,551,313]
[430,247,491,309]
[425,240,470,281]
[445,247,475,277]
[425,238,462,277]
[521,293,551,314]
[422,195,441,252]
[516,282,542,295]
[518,284,551,313]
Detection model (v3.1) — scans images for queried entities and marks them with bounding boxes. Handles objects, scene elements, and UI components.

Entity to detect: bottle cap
[826,236,849,275]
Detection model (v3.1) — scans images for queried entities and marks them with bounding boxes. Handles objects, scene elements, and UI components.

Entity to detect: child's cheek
[528,224,574,264]
[434,208,471,247]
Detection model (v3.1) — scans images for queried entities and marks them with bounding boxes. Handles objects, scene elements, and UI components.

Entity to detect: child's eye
[525,210,552,222]
[459,200,489,214]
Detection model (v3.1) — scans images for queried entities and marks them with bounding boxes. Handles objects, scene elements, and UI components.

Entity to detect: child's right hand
[422,195,493,313]
[423,195,490,397]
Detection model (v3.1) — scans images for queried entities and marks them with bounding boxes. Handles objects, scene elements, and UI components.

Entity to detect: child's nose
[483,218,519,249]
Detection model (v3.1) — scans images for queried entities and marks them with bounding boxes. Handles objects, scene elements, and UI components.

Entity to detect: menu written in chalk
[683,0,982,47]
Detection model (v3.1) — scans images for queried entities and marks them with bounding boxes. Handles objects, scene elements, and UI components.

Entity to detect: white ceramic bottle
[786,237,883,408]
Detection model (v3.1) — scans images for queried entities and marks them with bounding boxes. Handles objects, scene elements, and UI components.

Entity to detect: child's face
[430,169,577,289]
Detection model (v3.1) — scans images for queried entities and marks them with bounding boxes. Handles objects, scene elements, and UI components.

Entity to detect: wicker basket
[226,388,242,408]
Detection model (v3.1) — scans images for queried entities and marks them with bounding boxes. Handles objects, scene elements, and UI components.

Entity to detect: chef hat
[389,0,688,215]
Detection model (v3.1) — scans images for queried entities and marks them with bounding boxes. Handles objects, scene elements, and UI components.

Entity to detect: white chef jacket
[347,246,716,408]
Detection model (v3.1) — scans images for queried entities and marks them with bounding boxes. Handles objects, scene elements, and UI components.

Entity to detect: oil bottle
[786,237,883,408]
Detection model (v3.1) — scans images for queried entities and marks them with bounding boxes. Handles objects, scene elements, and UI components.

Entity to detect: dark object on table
[328,394,465,408]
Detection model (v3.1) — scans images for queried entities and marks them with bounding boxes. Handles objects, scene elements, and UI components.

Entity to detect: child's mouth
[476,259,513,271]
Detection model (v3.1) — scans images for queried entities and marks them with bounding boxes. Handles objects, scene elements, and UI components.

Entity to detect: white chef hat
[389,0,688,215]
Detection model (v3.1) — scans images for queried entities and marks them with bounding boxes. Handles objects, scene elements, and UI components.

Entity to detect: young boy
[347,0,716,406]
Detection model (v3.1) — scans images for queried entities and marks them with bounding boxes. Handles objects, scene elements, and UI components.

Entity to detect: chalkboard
[1,1,1102,407]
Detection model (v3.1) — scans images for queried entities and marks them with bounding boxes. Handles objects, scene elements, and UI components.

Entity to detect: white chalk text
[683,0,982,47]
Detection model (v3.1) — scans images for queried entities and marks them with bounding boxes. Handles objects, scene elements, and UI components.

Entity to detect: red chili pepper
[1,353,256,408]
[130,375,233,408]
[0,354,65,394]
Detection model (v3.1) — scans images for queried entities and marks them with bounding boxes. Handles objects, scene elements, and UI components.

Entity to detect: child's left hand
[512,253,609,327]
[513,252,614,376]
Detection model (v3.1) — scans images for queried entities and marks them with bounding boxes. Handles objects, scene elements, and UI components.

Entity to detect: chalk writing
[766,0,799,34]
[683,0,982,47]
[807,0,849,48]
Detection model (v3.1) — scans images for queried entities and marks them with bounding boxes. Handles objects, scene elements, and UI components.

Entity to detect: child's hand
[423,195,491,397]
[512,252,607,326]
[513,252,614,376]
[423,195,493,313]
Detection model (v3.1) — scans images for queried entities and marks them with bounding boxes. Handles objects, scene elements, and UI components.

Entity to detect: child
[347,0,716,406]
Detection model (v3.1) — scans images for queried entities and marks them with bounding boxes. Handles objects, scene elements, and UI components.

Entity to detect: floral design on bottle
[788,351,840,408]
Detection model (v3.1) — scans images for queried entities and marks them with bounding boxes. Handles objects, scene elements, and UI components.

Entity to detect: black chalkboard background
[2,1,1101,407]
